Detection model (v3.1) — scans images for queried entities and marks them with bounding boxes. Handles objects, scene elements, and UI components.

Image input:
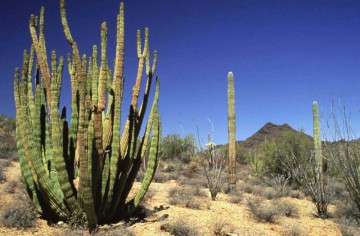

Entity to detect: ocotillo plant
[14,0,161,228]
[228,72,236,188]
[305,102,328,218]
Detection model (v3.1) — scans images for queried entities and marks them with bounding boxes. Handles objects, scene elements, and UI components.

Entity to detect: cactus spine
[14,0,161,228]
[228,72,236,188]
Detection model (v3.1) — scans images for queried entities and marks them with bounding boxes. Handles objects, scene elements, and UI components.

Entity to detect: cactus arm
[120,28,148,157]
[49,54,84,217]
[61,0,97,220]
[126,106,161,213]
[60,0,74,45]
[91,23,108,197]
[97,22,108,111]
[14,68,43,213]
[16,51,69,219]
[29,14,51,109]
[104,75,124,215]
[138,50,158,126]
[121,77,160,213]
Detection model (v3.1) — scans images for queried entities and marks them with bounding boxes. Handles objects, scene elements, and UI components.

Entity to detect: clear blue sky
[1,0,360,144]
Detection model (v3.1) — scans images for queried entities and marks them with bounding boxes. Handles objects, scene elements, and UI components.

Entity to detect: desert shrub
[229,195,242,204]
[337,217,360,236]
[199,141,226,201]
[246,152,266,176]
[53,228,86,236]
[259,187,282,200]
[164,164,176,173]
[153,172,172,183]
[282,222,308,236]
[0,167,6,183]
[264,174,290,195]
[334,200,360,220]
[288,189,304,199]
[0,159,11,168]
[228,189,243,204]
[160,133,197,160]
[4,180,18,194]
[238,182,262,195]
[92,225,135,236]
[247,176,264,186]
[160,219,199,236]
[185,198,202,210]
[327,179,348,202]
[177,176,207,188]
[247,131,311,187]
[0,142,16,154]
[334,201,360,236]
[275,199,299,217]
[237,166,251,181]
[324,102,360,214]
[247,197,279,223]
[179,154,192,164]
[302,157,330,219]
[168,186,208,209]
[212,218,235,236]
[1,200,37,228]
[188,162,200,174]
[9,152,19,162]
[0,114,16,132]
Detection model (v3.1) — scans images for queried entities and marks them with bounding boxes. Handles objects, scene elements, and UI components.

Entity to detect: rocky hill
[238,122,313,152]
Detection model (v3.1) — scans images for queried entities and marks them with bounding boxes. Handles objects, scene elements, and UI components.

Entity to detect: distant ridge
[238,122,313,151]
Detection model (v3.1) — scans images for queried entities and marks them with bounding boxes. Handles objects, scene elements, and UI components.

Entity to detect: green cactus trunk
[14,0,161,228]
[228,72,236,188]
[311,101,328,218]
[312,102,323,174]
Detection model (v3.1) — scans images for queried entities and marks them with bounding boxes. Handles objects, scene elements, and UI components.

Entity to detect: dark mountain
[237,122,313,152]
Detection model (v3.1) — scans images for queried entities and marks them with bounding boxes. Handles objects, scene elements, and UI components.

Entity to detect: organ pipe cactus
[228,72,236,188]
[14,0,161,228]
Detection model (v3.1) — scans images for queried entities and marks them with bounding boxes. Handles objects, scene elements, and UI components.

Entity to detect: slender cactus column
[312,101,322,173]
[228,72,236,189]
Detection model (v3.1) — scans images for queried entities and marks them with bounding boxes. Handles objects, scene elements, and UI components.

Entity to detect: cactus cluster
[14,0,161,227]
[227,72,236,188]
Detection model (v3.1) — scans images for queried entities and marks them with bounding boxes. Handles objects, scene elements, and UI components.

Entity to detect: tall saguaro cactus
[313,102,323,174]
[309,101,328,218]
[14,0,161,228]
[228,72,236,188]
